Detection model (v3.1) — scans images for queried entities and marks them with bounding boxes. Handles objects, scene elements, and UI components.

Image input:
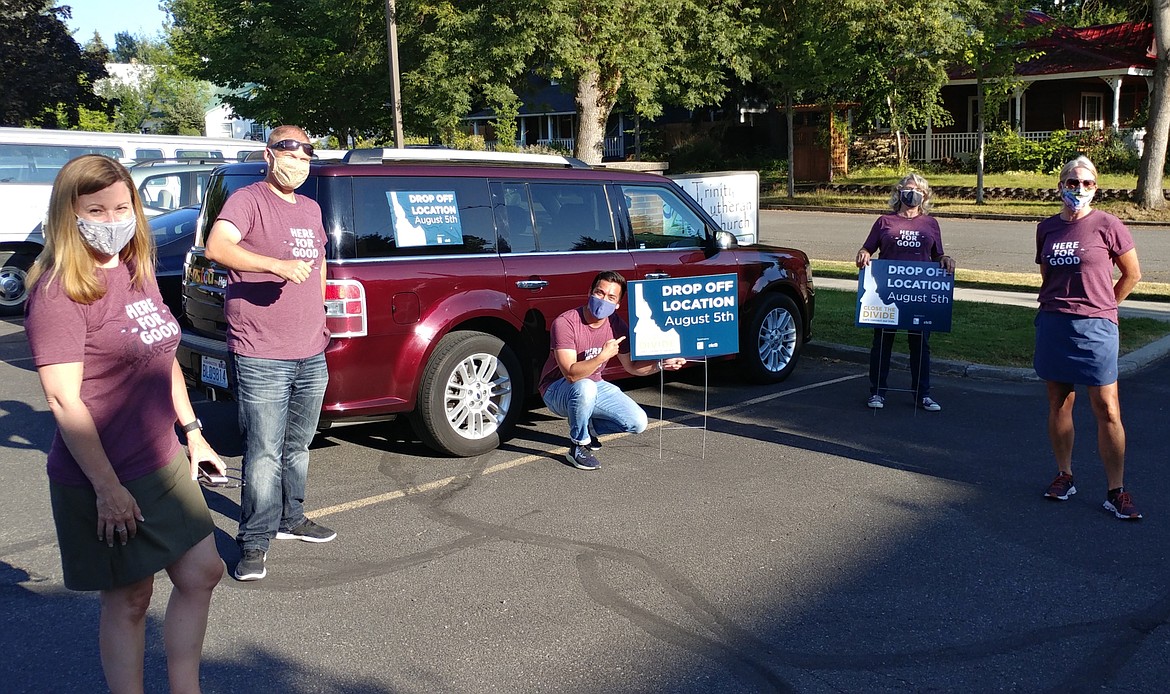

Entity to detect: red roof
[949,12,1154,80]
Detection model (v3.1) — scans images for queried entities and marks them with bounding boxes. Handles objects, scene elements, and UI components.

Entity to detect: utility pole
[384,0,405,148]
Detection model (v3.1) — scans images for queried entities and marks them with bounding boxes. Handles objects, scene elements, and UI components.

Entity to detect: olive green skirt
[50,452,215,591]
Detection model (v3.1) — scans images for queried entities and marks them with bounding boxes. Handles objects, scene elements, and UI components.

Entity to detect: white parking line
[308,373,863,520]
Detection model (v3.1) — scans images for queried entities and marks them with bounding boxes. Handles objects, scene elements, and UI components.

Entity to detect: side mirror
[713,230,738,250]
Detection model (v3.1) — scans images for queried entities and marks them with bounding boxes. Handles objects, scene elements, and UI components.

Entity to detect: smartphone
[197,460,230,486]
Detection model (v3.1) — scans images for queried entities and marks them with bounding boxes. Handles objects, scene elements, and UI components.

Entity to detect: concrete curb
[761,204,1170,227]
[804,333,1170,383]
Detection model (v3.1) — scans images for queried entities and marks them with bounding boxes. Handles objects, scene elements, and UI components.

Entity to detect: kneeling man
[538,271,685,470]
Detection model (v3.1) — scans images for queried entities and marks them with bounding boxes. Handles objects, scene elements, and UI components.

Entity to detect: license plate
[200,356,228,389]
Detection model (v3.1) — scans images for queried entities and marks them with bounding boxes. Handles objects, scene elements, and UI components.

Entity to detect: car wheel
[740,293,803,383]
[0,252,34,317]
[411,330,524,457]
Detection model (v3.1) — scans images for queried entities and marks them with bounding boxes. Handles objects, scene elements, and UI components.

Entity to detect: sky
[63,0,170,44]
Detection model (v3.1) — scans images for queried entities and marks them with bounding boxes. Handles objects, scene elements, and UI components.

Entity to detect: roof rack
[342,148,591,169]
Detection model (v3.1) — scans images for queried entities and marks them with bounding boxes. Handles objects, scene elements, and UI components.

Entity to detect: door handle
[644,273,671,280]
[515,280,549,290]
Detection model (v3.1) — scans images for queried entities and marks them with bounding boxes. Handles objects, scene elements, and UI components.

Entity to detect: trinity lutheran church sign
[855,260,954,332]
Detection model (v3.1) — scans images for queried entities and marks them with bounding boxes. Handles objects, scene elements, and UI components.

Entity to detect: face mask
[269,153,310,190]
[899,189,924,209]
[1061,187,1095,211]
[588,295,617,320]
[76,216,137,256]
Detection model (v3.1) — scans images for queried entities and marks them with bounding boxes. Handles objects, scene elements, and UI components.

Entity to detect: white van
[0,128,267,316]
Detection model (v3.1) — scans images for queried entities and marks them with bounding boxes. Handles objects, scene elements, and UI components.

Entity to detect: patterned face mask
[76,216,137,256]
[1060,187,1095,211]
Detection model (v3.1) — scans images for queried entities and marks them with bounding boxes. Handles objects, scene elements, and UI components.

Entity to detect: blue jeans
[869,329,930,397]
[542,377,648,445]
[234,352,328,551]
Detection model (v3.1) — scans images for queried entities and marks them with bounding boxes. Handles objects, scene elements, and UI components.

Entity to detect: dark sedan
[150,204,199,320]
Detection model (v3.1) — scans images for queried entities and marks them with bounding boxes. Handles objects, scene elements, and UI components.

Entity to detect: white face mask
[76,216,137,256]
[270,153,310,190]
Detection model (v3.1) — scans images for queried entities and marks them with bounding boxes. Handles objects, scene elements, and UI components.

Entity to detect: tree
[0,0,108,127]
[96,36,213,134]
[166,0,400,144]
[83,30,108,55]
[1137,0,1170,209]
[112,30,140,61]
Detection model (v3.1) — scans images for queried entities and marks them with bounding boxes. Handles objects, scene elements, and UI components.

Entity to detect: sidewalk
[806,276,1170,381]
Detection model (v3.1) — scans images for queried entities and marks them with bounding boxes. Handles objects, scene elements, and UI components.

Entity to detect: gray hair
[1058,156,1098,184]
[888,172,933,214]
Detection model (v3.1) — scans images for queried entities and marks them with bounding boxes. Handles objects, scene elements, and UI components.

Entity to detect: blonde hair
[888,172,933,214]
[1059,156,1098,185]
[27,155,155,304]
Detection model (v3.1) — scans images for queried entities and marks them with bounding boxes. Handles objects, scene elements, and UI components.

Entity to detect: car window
[490,182,537,254]
[139,174,183,211]
[620,185,704,249]
[527,183,615,252]
[352,176,495,257]
[135,148,164,160]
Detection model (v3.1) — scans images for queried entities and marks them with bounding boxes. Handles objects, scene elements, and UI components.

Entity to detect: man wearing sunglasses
[205,125,336,581]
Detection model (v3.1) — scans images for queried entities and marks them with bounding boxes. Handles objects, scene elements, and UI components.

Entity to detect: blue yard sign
[628,274,739,359]
[856,260,954,332]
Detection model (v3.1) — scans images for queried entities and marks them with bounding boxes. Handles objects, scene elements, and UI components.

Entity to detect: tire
[0,252,34,317]
[740,293,803,384]
[410,331,524,457]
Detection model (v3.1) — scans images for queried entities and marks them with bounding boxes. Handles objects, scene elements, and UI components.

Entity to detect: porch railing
[909,129,1138,162]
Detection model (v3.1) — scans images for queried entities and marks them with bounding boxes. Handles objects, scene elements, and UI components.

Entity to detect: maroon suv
[178,150,814,456]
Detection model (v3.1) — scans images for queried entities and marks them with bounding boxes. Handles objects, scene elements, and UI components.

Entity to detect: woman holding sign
[1036,156,1142,520]
[855,173,955,411]
[24,155,226,691]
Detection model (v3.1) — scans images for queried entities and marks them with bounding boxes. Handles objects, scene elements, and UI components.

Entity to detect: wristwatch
[180,419,203,436]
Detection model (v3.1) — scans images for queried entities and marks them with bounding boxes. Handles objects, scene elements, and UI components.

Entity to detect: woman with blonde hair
[25,154,226,692]
[855,172,955,410]
[1037,156,1142,520]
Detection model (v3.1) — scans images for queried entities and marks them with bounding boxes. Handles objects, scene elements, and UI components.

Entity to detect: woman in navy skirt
[1036,156,1143,519]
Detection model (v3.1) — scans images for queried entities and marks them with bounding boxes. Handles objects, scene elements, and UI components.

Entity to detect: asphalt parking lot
[4,307,1170,693]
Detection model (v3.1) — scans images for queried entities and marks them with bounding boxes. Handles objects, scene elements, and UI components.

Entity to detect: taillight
[325,279,367,337]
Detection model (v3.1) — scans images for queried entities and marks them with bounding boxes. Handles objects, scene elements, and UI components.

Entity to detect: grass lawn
[813,288,1170,367]
[760,167,1170,221]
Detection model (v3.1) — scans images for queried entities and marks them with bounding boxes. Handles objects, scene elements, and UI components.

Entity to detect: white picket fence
[908,129,1138,161]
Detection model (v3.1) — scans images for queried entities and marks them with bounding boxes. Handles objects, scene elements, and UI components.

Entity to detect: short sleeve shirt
[216,181,330,359]
[1035,210,1134,323]
[538,307,631,395]
[862,214,945,262]
[25,263,182,486]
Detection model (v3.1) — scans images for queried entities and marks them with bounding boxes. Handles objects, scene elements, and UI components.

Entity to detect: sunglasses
[268,139,315,156]
[1062,178,1097,190]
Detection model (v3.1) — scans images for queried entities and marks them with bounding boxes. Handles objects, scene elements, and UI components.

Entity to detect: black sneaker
[1044,472,1076,501]
[565,444,600,470]
[234,549,267,581]
[275,518,337,543]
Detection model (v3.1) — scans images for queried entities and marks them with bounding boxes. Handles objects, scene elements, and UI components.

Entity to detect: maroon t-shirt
[217,181,330,359]
[862,214,945,262]
[1035,210,1135,323]
[26,263,182,486]
[538,307,631,395]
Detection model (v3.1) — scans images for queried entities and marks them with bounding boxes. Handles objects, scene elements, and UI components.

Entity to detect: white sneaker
[867,395,885,409]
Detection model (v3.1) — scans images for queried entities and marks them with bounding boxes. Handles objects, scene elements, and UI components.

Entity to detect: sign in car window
[670,171,759,245]
[628,274,739,359]
[387,190,464,247]
[856,260,954,331]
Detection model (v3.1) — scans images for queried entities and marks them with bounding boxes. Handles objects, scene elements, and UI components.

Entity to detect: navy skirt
[1033,311,1119,386]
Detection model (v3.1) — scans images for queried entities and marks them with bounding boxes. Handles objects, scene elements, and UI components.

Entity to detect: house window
[1080,94,1104,129]
[250,123,266,140]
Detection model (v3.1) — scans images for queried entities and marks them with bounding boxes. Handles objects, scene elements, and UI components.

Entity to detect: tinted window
[352,176,495,258]
[619,184,704,249]
[177,149,224,160]
[527,183,615,252]
[490,182,537,254]
[0,143,123,183]
[135,148,164,160]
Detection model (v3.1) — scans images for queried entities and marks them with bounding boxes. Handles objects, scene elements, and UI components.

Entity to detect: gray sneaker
[565,444,601,470]
[234,549,267,581]
[275,518,337,543]
[919,396,942,412]
[867,394,885,409]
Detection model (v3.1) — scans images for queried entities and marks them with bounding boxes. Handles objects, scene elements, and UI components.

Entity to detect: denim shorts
[1033,311,1119,386]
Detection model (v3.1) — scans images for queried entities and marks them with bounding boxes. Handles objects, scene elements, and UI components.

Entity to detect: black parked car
[149,204,200,319]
